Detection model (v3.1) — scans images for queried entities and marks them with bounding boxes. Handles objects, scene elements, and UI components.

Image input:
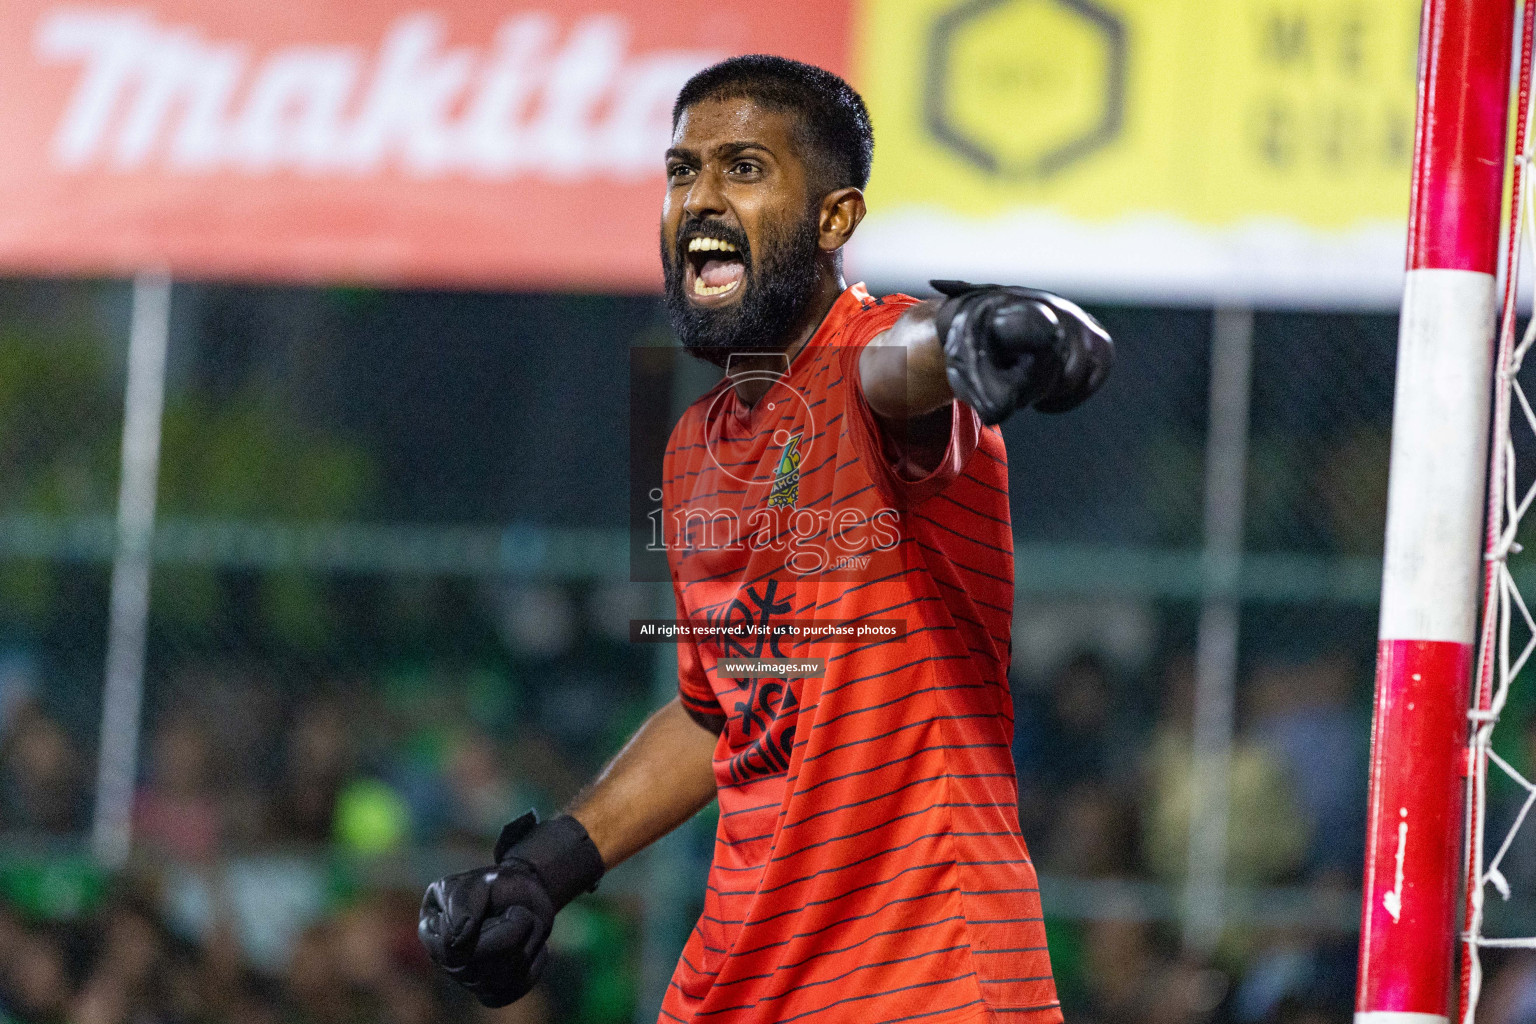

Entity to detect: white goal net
[1462,21,1536,1020]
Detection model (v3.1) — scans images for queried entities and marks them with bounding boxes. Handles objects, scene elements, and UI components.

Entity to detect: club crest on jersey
[767,433,802,508]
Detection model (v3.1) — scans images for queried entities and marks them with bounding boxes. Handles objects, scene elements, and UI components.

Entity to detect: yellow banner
[857,0,1420,229]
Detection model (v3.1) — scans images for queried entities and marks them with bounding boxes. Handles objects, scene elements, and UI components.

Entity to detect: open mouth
[683,236,746,302]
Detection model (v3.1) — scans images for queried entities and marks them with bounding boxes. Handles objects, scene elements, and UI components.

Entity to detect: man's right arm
[568,695,720,868]
[418,695,719,1007]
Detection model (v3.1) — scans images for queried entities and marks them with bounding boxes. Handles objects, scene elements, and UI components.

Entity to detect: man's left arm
[859,282,1114,427]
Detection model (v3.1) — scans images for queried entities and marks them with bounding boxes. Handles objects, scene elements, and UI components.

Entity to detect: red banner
[0,1,850,289]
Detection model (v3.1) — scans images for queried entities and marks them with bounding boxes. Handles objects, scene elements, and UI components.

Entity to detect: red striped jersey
[658,284,1060,1024]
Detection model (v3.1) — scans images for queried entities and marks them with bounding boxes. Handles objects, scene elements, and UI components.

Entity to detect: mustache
[672,216,751,267]
[660,207,822,366]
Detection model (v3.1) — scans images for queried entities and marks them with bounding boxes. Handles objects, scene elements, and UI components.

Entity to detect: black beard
[661,211,822,367]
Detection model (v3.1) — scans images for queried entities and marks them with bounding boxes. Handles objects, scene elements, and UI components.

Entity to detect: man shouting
[419,55,1112,1024]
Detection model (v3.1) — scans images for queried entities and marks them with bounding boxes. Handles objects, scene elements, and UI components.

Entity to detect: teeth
[687,237,738,253]
[693,277,739,297]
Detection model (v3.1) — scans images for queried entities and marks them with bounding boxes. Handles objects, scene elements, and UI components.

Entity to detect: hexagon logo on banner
[924,0,1126,180]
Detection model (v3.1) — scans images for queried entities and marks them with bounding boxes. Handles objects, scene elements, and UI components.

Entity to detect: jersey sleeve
[840,293,983,507]
[673,587,726,731]
[661,414,727,731]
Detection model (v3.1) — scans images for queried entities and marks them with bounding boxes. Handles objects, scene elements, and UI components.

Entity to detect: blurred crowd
[1010,647,1366,1024]
[3,590,1536,1024]
[0,583,649,1024]
[0,657,642,1024]
[0,886,535,1024]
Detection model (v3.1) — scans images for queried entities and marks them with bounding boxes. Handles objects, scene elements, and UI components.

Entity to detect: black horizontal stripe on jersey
[925,601,994,637]
[876,1000,989,1024]
[817,652,971,699]
[718,770,789,792]
[696,446,776,471]
[796,713,995,762]
[717,828,1003,898]
[679,533,823,592]
[914,538,1012,585]
[679,544,808,591]
[802,417,842,447]
[927,572,1015,616]
[712,916,963,987]
[730,886,956,958]
[768,802,1017,864]
[934,489,1012,527]
[774,507,901,561]
[807,682,988,731]
[771,543,909,596]
[826,623,957,663]
[675,485,752,507]
[722,829,1024,898]
[801,564,924,609]
[762,972,980,1024]
[678,952,714,979]
[952,466,1010,497]
[797,447,841,480]
[692,947,971,1018]
[719,800,780,819]
[678,555,772,589]
[954,859,1035,870]
[667,981,718,1005]
[781,771,1015,830]
[664,465,712,485]
[830,481,877,507]
[974,443,1007,467]
[708,858,781,872]
[677,416,835,466]
[690,924,727,954]
[695,476,871,556]
[790,742,1008,798]
[773,473,859,517]
[808,586,934,619]
[715,858,955,928]
[715,829,776,846]
[913,509,1014,555]
[970,948,1049,956]
[733,495,898,558]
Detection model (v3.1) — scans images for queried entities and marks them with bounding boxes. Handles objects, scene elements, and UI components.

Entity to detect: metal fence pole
[91,272,172,867]
[1183,306,1254,953]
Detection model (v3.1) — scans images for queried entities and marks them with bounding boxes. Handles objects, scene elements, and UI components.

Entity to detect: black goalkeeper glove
[417,811,605,1008]
[931,279,1114,424]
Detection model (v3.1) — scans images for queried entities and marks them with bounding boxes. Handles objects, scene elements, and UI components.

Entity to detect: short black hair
[672,55,874,195]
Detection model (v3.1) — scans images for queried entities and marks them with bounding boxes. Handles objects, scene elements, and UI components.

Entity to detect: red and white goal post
[1360,2,1536,1023]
